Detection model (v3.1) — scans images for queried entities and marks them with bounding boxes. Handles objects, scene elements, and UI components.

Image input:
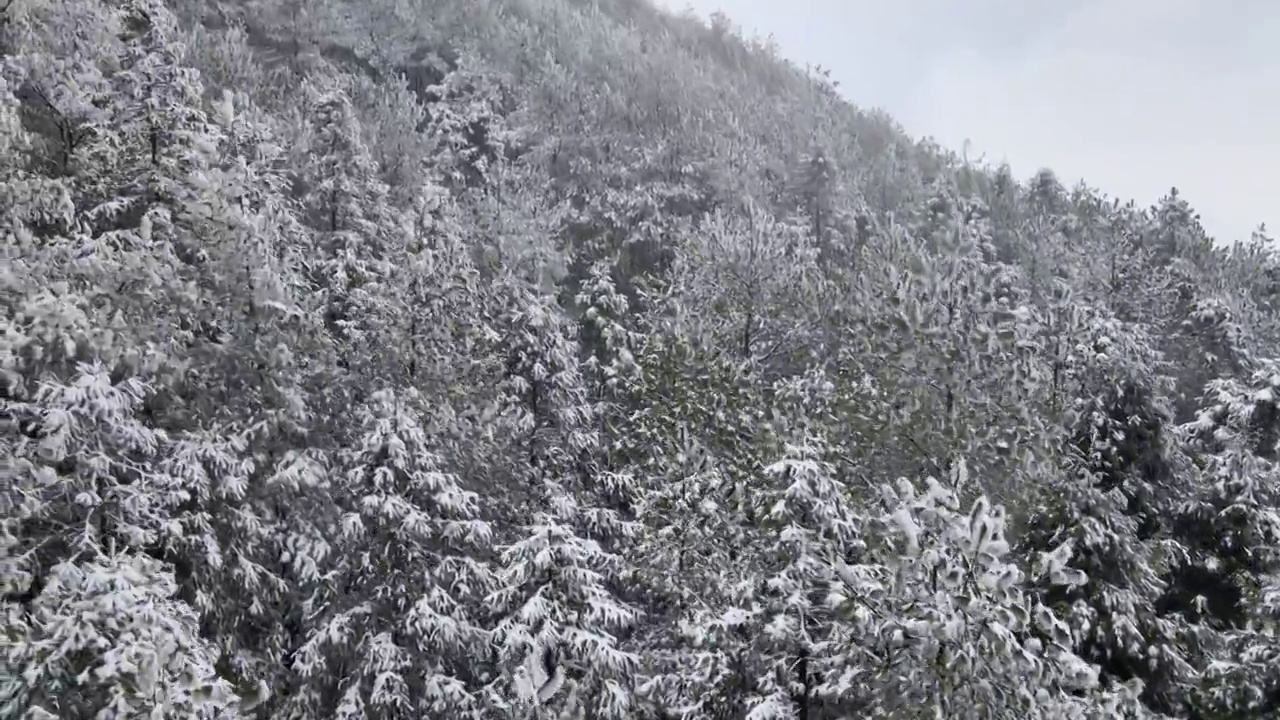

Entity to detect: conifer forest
[4,0,1280,718]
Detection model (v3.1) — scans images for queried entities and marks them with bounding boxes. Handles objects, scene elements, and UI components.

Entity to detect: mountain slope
[4,0,1280,718]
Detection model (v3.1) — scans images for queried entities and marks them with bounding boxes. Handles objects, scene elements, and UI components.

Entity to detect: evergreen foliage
[2,0,1276,717]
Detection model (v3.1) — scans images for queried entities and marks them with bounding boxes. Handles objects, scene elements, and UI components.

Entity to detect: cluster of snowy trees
[3,0,1279,717]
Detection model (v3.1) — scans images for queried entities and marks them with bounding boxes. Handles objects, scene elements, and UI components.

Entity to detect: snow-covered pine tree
[1176,362,1280,717]
[284,388,493,719]
[292,80,397,398]
[827,472,1153,719]
[485,241,642,718]
[743,438,862,720]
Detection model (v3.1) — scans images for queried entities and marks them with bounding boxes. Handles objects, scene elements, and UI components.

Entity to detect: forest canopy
[2,0,1279,718]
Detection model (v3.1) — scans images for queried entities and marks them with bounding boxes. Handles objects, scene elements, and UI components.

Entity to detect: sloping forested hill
[3,0,1280,717]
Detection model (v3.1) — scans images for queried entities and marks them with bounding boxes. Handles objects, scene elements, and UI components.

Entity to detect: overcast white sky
[655,0,1277,244]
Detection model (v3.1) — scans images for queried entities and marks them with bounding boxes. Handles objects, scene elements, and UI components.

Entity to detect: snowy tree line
[3,0,1279,718]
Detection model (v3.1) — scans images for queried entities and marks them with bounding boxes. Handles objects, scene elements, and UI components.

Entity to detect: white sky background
[654,0,1277,245]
